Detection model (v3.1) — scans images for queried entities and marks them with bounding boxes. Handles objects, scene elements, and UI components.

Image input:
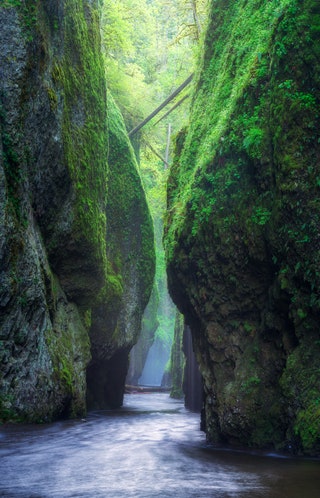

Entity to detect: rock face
[0,1,154,421]
[169,310,185,399]
[183,326,202,412]
[164,0,320,455]
[87,93,155,409]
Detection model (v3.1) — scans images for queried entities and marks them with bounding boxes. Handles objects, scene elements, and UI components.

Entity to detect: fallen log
[125,385,172,394]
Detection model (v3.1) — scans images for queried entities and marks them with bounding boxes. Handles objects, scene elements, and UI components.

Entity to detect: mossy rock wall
[169,310,185,399]
[0,0,154,421]
[164,0,320,455]
[87,93,155,409]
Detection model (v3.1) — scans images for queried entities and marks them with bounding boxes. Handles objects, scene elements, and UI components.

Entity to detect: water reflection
[0,393,319,497]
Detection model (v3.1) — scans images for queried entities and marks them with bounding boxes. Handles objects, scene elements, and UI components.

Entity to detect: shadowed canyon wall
[164,0,320,455]
[0,0,154,421]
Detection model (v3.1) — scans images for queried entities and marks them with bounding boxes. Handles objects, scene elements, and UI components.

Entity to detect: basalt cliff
[0,0,154,421]
[164,0,320,455]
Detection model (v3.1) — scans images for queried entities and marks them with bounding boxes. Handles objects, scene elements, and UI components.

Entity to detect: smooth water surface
[0,393,319,497]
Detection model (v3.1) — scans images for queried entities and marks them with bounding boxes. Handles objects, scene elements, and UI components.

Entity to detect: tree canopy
[101,0,207,379]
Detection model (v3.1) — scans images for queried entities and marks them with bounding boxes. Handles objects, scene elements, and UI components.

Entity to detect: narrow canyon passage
[1,0,319,462]
[0,393,319,497]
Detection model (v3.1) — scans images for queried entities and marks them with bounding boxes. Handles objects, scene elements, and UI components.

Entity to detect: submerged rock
[0,1,154,421]
[164,0,320,455]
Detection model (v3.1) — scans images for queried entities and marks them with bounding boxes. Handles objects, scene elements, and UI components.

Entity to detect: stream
[0,393,319,497]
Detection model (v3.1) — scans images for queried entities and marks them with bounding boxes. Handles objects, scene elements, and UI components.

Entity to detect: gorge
[0,0,154,420]
[1,0,320,470]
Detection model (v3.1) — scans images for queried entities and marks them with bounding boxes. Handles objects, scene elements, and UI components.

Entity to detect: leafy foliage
[101,0,207,362]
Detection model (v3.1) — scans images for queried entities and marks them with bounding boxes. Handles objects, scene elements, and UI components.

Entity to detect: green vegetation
[280,339,320,454]
[166,0,292,251]
[240,376,261,395]
[2,0,21,5]
[165,0,320,311]
[164,0,320,453]
[106,90,155,309]
[53,0,108,275]
[101,0,207,130]
[0,0,156,421]
[2,0,37,41]
[101,0,208,373]
[170,311,185,398]
[2,0,319,454]
[45,274,91,419]
[0,394,23,423]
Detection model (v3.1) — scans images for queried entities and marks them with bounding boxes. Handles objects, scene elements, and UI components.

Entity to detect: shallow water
[0,393,319,497]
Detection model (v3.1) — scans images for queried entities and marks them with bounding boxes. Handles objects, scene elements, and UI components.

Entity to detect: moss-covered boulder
[0,0,154,421]
[164,0,320,455]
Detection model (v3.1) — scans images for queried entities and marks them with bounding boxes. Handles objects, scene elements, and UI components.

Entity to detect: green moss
[164,0,320,454]
[170,310,185,399]
[106,91,155,307]
[2,0,21,6]
[280,339,320,454]
[46,87,58,111]
[1,0,155,421]
[0,394,24,423]
[1,0,38,41]
[52,0,108,277]
[46,320,90,418]
[44,273,91,418]
[240,376,261,395]
[243,322,255,334]
[165,0,320,313]
[59,358,73,391]
[165,0,319,259]
[294,403,320,452]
